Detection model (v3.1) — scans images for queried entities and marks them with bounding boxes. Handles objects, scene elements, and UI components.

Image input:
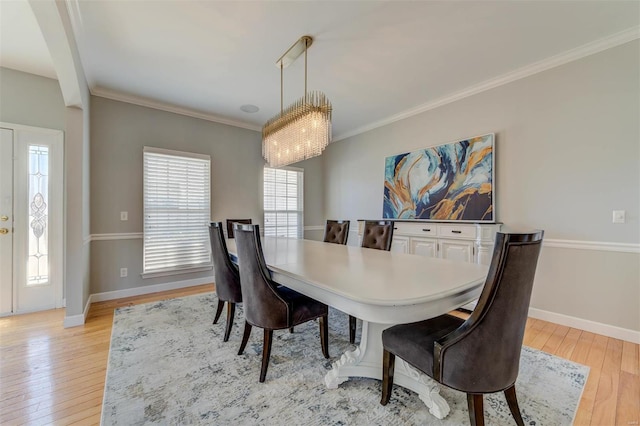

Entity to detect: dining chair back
[226,218,252,238]
[323,220,350,245]
[380,230,544,426]
[234,223,329,382]
[361,220,394,251]
[208,222,242,342]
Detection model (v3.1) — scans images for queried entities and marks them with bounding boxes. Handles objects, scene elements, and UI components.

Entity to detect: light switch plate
[120,268,128,277]
[120,211,128,221]
[612,210,625,224]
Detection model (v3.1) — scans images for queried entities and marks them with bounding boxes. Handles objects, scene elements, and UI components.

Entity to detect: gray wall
[90,96,265,293]
[295,155,325,241]
[0,68,65,129]
[323,41,640,331]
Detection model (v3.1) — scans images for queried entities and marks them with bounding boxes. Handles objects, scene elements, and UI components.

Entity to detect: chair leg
[223,302,236,342]
[349,315,357,344]
[466,393,485,426]
[289,327,294,333]
[319,315,329,359]
[380,349,395,405]
[504,385,525,426]
[238,321,252,355]
[213,300,225,324]
[259,329,273,383]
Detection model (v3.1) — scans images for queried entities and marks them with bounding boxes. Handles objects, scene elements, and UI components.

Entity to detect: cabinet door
[440,239,474,263]
[476,244,493,265]
[391,235,409,254]
[410,237,438,258]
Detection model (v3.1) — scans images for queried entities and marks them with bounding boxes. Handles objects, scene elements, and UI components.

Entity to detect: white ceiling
[2,1,639,139]
[0,0,57,79]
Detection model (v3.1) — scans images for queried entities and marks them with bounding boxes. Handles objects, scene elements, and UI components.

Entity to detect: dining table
[226,236,489,419]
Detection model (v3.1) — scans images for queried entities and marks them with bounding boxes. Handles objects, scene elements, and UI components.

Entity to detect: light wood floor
[1,284,638,425]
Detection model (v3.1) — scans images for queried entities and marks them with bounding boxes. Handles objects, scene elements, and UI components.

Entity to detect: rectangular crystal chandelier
[262,36,332,168]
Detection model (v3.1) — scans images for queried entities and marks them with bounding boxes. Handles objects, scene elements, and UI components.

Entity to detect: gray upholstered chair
[226,218,252,238]
[347,220,395,343]
[208,222,243,342]
[380,230,544,426]
[234,223,329,382]
[323,220,350,245]
[361,220,394,251]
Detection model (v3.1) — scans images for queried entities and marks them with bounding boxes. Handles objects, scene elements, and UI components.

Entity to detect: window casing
[143,147,211,276]
[263,167,303,238]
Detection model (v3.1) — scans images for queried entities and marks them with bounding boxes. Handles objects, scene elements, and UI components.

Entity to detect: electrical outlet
[120,211,128,221]
[612,210,626,224]
[120,268,128,277]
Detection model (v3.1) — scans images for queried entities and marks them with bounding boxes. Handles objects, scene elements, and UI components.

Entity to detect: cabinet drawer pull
[394,227,398,230]
[451,230,462,234]
[422,228,431,232]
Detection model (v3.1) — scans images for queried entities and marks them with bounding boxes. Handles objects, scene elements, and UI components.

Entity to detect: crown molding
[333,26,640,142]
[91,86,262,132]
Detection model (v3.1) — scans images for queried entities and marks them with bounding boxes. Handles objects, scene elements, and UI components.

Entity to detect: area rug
[102,293,588,425]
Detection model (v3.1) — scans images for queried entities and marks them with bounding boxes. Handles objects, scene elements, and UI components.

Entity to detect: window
[263,167,303,238]
[143,147,211,275]
[27,145,50,285]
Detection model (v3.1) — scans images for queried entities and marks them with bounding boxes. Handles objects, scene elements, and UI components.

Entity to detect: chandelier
[262,36,332,168]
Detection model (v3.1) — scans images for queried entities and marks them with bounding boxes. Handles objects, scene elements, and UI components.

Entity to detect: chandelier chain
[280,62,283,115]
[304,38,308,103]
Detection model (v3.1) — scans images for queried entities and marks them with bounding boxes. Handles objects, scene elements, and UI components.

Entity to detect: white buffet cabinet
[357,220,502,310]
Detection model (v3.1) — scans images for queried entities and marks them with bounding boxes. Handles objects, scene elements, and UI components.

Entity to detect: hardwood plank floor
[0,284,213,426]
[0,284,637,425]
[591,338,623,425]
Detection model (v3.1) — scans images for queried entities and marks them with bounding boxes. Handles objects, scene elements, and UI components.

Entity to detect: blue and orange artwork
[383,134,494,222]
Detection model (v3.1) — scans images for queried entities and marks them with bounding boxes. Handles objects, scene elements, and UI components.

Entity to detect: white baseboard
[528,307,640,344]
[90,276,213,303]
[63,295,92,328]
[62,276,213,328]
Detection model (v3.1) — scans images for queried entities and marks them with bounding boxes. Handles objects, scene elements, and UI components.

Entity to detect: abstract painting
[383,134,494,222]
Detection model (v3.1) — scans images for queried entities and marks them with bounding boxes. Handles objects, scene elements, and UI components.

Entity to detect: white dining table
[226,236,488,419]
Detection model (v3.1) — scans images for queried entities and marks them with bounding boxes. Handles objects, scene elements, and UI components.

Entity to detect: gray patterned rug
[102,293,588,425]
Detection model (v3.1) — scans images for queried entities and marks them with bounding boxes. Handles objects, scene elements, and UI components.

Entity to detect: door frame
[0,122,65,315]
[0,128,13,314]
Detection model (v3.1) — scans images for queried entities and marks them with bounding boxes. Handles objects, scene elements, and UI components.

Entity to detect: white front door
[0,124,63,315]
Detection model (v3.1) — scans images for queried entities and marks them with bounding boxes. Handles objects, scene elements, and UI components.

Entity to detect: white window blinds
[143,147,211,275]
[263,167,303,238]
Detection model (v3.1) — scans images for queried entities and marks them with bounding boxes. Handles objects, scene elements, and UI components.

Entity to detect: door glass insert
[27,145,49,285]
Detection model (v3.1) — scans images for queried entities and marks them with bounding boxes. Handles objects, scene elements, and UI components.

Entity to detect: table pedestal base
[324,321,450,419]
